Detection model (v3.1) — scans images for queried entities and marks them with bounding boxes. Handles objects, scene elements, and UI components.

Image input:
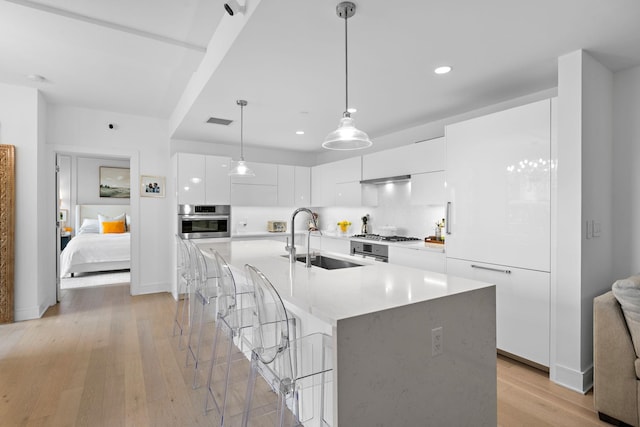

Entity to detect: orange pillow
[102,220,125,234]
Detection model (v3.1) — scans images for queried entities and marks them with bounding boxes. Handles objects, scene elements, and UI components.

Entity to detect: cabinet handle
[446,202,452,235]
[471,264,512,274]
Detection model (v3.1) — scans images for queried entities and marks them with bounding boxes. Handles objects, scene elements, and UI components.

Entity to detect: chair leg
[241,354,259,427]
[220,328,235,425]
[186,298,201,368]
[278,391,287,427]
[172,289,181,337]
[178,285,190,349]
[205,322,223,414]
[192,300,207,388]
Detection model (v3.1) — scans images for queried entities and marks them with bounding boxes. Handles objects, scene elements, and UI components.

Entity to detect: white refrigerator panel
[445,99,551,272]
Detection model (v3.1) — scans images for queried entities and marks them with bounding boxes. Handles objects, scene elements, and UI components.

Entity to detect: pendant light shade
[229,99,255,177]
[322,113,371,150]
[323,1,372,150]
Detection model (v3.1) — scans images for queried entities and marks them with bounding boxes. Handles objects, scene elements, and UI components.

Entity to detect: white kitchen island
[198,239,497,427]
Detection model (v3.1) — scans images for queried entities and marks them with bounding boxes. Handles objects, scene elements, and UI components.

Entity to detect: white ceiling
[2,0,640,153]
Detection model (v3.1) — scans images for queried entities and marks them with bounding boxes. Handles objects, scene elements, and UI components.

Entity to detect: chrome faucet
[287,207,319,266]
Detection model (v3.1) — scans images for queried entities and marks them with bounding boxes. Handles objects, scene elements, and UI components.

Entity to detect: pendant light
[228,99,255,177]
[322,1,372,150]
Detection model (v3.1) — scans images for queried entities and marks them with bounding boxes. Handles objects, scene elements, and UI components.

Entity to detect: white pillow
[612,274,640,357]
[98,213,126,234]
[78,218,99,234]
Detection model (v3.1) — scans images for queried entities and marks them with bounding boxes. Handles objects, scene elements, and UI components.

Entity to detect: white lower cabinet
[388,246,445,273]
[446,257,550,367]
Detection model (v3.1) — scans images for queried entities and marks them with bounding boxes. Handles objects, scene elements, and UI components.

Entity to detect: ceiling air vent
[206,117,233,125]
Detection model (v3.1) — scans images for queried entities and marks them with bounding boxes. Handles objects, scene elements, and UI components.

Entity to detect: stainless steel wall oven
[178,204,230,239]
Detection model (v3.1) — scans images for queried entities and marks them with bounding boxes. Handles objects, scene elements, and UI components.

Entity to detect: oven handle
[179,215,229,221]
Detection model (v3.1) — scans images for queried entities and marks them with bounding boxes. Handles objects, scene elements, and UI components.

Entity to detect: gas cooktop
[351,234,421,242]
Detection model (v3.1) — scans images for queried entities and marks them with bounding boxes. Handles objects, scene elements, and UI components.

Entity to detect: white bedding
[60,232,131,277]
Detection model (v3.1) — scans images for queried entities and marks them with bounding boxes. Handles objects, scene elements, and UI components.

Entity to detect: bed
[60,204,131,278]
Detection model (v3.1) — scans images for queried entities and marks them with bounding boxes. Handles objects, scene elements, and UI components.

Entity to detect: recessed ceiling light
[434,66,452,75]
[296,130,305,135]
[347,107,357,113]
[26,74,46,82]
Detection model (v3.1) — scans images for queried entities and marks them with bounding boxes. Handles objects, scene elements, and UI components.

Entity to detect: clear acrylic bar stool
[204,250,255,425]
[185,240,221,388]
[173,234,192,349]
[242,264,333,427]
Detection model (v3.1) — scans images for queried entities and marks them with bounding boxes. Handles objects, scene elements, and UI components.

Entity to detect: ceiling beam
[5,0,207,53]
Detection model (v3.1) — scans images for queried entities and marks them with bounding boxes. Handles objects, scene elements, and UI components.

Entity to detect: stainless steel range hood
[359,174,411,185]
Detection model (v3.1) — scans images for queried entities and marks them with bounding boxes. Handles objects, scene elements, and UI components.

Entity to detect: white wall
[47,104,172,297]
[76,157,130,204]
[553,50,614,393]
[0,82,51,320]
[37,91,56,314]
[613,65,640,278]
[580,52,614,384]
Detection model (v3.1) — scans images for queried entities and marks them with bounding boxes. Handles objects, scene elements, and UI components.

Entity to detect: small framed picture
[140,175,165,198]
[58,209,68,222]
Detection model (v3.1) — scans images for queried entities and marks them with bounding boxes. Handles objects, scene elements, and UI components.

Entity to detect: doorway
[56,152,132,298]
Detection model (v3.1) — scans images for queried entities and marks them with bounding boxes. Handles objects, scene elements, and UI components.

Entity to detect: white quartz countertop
[197,239,490,326]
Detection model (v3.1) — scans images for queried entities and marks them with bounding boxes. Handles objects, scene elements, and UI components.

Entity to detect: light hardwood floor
[0,284,609,427]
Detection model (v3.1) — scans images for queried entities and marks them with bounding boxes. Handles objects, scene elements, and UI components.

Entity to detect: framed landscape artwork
[140,175,165,198]
[99,166,130,198]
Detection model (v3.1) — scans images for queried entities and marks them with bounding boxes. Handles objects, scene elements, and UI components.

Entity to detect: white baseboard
[14,305,42,321]
[134,280,170,296]
[552,363,594,393]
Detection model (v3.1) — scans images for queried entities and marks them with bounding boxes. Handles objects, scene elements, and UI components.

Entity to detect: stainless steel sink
[282,254,364,270]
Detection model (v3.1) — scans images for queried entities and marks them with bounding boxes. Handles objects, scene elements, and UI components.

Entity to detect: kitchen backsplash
[318,181,445,239]
[233,181,445,238]
[232,206,309,234]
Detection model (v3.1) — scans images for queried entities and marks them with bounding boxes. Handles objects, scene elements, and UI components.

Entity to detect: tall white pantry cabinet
[445,99,553,367]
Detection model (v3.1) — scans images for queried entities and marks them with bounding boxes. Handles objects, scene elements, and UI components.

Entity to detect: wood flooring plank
[49,386,84,427]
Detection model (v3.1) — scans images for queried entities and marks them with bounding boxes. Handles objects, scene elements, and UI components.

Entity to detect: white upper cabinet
[230,162,278,185]
[177,153,205,205]
[277,165,311,206]
[277,165,295,206]
[445,99,551,272]
[231,162,278,206]
[204,155,231,205]
[311,163,333,207]
[410,171,445,206]
[331,157,361,183]
[231,183,278,206]
[176,153,230,205]
[362,137,445,180]
[294,166,311,206]
[311,156,376,207]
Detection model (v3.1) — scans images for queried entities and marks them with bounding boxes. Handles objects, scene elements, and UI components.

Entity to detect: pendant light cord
[344,13,349,116]
[239,103,245,160]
